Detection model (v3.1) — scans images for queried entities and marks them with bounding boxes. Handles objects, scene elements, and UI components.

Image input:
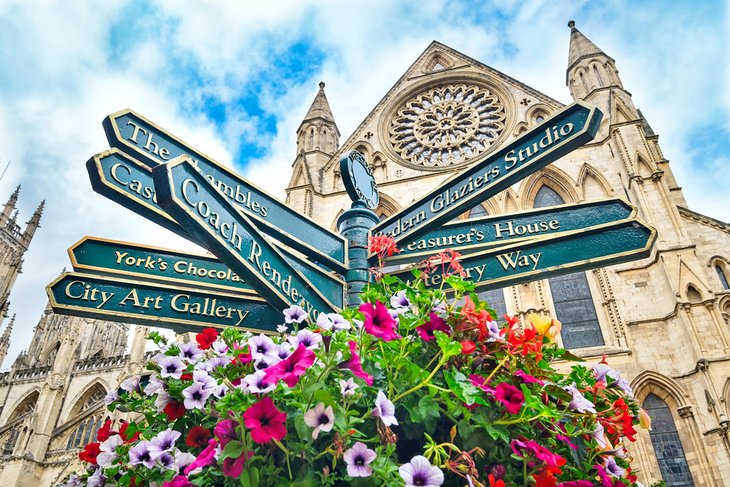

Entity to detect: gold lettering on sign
[495,251,542,271]
[494,219,560,239]
[64,280,115,309]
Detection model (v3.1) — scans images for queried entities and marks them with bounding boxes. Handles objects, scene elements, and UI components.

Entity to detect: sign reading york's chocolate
[152,156,341,320]
[47,272,282,334]
[103,109,347,273]
[372,102,602,247]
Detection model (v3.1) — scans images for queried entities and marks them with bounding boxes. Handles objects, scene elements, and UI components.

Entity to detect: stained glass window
[644,394,694,486]
[716,265,729,290]
[534,186,603,349]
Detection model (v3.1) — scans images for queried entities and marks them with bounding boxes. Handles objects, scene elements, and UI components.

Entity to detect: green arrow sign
[153,155,339,319]
[385,198,635,265]
[372,101,603,247]
[103,109,347,273]
[390,219,655,291]
[69,236,256,295]
[46,272,283,334]
[86,149,344,309]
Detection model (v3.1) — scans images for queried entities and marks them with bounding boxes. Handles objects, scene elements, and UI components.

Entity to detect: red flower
[343,340,373,385]
[185,426,212,448]
[263,343,315,387]
[459,295,495,341]
[494,383,524,414]
[460,340,476,354]
[507,324,544,362]
[196,327,218,349]
[180,373,193,381]
[163,400,187,421]
[120,421,140,442]
[369,235,399,258]
[416,312,450,341]
[243,396,287,444]
[533,469,559,487]
[79,442,101,464]
[360,301,400,341]
[96,419,113,442]
[488,474,506,487]
[601,397,637,442]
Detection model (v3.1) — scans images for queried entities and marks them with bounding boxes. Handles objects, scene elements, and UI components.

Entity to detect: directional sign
[390,219,655,291]
[103,109,347,273]
[153,155,339,319]
[46,272,283,334]
[86,149,344,309]
[372,101,603,247]
[69,236,256,295]
[385,198,635,265]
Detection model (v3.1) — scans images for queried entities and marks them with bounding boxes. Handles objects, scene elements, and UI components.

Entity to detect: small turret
[296,81,340,157]
[0,314,15,366]
[0,185,20,225]
[23,200,44,246]
[566,20,623,100]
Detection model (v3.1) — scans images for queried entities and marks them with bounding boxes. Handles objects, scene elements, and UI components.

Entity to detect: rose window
[389,84,506,167]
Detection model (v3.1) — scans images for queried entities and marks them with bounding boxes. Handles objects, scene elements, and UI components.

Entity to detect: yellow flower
[528,313,562,342]
[639,408,652,430]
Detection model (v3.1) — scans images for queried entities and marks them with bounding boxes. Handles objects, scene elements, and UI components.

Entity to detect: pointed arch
[331,209,345,232]
[374,192,402,221]
[503,189,519,214]
[67,380,108,421]
[635,152,656,178]
[613,98,636,123]
[526,103,551,127]
[519,167,579,210]
[577,163,613,198]
[512,121,529,137]
[686,284,703,303]
[352,141,374,161]
[40,340,61,366]
[708,256,730,290]
[63,381,109,450]
[6,389,40,422]
[630,370,689,407]
[421,50,455,73]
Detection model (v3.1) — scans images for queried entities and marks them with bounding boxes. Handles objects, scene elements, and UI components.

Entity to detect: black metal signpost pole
[337,151,380,306]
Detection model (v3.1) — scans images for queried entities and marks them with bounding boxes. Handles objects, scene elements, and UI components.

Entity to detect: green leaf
[434,331,461,359]
[560,349,586,362]
[416,395,441,432]
[545,384,573,403]
[221,440,244,460]
[443,368,488,406]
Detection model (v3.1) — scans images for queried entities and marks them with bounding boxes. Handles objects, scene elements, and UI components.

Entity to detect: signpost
[46,99,657,336]
[86,149,344,309]
[153,155,339,320]
[103,109,347,273]
[387,198,635,265]
[390,219,656,291]
[371,102,603,247]
[47,272,282,333]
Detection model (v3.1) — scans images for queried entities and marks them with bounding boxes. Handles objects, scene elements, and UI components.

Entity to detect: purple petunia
[149,428,181,458]
[372,391,398,426]
[604,456,625,478]
[192,370,217,392]
[158,356,185,380]
[120,375,141,393]
[248,334,278,364]
[340,378,358,397]
[593,363,634,397]
[129,440,156,468]
[182,382,212,410]
[399,455,444,487]
[179,342,203,362]
[288,329,322,350]
[303,402,334,439]
[156,451,175,470]
[283,305,308,324]
[565,384,596,413]
[390,290,411,313]
[242,370,276,394]
[211,340,228,356]
[316,312,350,331]
[343,442,376,477]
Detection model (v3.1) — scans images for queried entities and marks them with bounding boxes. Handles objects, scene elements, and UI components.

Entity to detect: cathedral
[0,22,729,486]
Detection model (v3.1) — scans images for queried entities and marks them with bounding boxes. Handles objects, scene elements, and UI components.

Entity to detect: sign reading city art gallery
[372,102,603,247]
[47,272,282,333]
[104,109,347,273]
[391,219,656,291]
[86,150,344,309]
[153,155,339,319]
[388,198,635,265]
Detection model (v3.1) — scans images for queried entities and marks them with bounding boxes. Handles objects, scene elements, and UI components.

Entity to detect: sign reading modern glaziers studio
[47,99,656,334]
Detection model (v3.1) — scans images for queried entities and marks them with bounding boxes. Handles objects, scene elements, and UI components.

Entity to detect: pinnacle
[300,81,338,132]
[567,21,612,72]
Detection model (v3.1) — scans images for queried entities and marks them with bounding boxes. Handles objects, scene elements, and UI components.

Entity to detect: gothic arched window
[643,394,695,486]
[468,204,488,219]
[592,64,604,86]
[66,384,107,449]
[534,186,603,349]
[2,391,38,455]
[716,265,729,290]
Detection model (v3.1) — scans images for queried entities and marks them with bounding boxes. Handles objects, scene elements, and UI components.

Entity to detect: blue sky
[0,0,727,368]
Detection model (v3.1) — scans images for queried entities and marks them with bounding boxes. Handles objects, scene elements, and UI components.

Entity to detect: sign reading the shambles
[47,272,282,333]
[372,102,602,247]
[104,109,347,273]
[152,155,339,319]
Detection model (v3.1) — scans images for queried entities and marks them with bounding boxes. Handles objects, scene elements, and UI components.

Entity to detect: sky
[0,0,727,369]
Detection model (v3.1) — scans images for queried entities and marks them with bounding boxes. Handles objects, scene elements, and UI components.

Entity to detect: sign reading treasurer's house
[47,99,655,334]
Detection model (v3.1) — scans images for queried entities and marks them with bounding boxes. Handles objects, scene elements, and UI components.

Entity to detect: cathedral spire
[566,21,623,100]
[0,185,20,225]
[296,81,340,156]
[0,314,14,366]
[23,200,44,246]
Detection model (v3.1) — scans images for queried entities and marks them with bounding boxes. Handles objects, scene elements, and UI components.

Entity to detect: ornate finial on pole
[568,20,576,29]
[319,81,325,89]
[337,151,380,305]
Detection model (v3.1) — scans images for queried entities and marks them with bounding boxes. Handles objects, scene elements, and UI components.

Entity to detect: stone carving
[389,84,506,168]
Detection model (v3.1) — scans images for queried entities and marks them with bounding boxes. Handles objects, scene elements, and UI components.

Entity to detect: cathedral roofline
[678,206,730,234]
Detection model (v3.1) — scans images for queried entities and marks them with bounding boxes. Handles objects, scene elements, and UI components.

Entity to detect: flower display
[62,244,651,487]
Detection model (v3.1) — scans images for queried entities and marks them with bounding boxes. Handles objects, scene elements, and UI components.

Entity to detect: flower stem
[393,353,445,402]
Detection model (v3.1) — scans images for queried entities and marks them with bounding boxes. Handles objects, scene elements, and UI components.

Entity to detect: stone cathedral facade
[0,23,728,486]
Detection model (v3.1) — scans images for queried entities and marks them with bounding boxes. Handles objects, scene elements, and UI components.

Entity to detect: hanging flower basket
[61,241,652,487]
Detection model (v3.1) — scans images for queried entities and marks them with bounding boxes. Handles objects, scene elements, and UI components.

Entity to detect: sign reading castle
[47,100,656,334]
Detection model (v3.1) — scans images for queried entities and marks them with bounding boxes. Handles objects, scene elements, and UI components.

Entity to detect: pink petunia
[163,476,194,487]
[416,313,450,342]
[494,383,524,415]
[223,451,253,478]
[343,341,374,385]
[469,374,496,395]
[214,419,238,448]
[184,438,218,475]
[359,301,400,341]
[514,369,544,385]
[263,343,315,387]
[243,396,287,444]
